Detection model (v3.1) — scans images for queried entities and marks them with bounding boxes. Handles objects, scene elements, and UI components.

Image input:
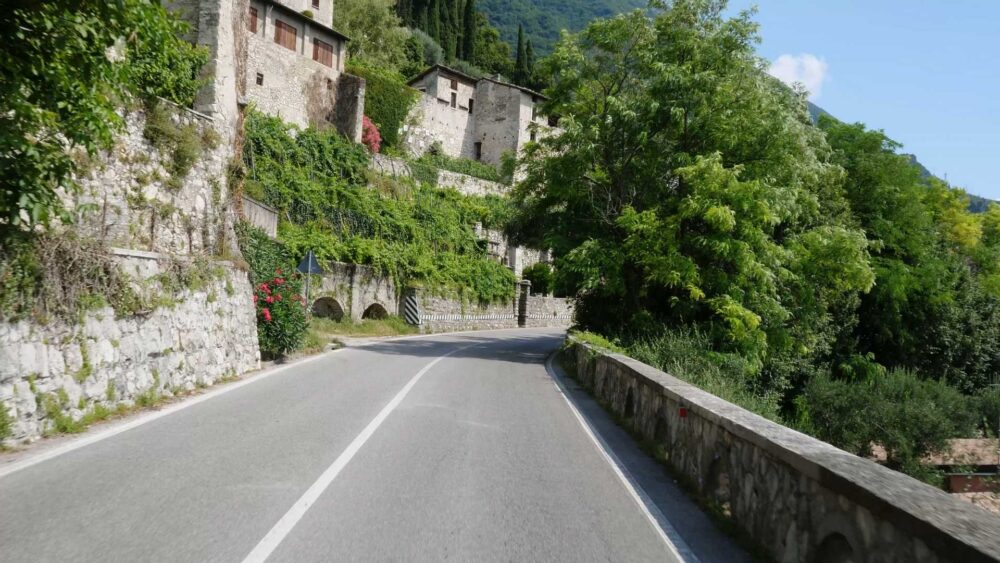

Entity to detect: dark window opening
[531,105,538,121]
[249,7,258,32]
[530,130,537,142]
[450,78,458,90]
[468,99,474,113]
[450,92,457,108]
[255,72,264,86]
[474,142,483,161]
[312,0,320,8]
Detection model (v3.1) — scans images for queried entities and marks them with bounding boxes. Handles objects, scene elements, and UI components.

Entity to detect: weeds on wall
[417,149,505,184]
[348,63,420,149]
[242,111,515,303]
[0,231,228,324]
[143,99,218,192]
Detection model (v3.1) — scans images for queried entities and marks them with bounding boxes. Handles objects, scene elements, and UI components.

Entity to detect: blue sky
[725,1,999,199]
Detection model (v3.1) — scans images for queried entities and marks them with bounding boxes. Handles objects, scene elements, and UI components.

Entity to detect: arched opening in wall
[313,297,345,321]
[816,533,856,563]
[624,387,636,419]
[362,303,389,320]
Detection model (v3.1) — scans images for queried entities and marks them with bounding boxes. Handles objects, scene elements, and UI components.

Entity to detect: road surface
[0,329,746,562]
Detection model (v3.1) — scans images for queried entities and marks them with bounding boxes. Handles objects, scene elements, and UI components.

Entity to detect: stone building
[403,65,554,167]
[167,0,364,141]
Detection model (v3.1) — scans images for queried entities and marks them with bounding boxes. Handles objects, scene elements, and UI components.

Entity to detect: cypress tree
[429,0,441,43]
[418,5,429,32]
[514,24,528,85]
[462,0,477,64]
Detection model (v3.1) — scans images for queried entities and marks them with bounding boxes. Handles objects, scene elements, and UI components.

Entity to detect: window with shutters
[249,7,258,33]
[273,20,297,51]
[450,79,458,90]
[313,38,334,67]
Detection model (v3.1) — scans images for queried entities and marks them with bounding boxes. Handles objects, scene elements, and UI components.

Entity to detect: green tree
[511,1,871,379]
[429,0,442,42]
[333,0,411,72]
[0,0,205,232]
[463,0,478,63]
[513,24,528,84]
[473,13,512,76]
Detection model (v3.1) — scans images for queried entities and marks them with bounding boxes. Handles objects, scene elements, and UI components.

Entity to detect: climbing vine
[242,111,516,303]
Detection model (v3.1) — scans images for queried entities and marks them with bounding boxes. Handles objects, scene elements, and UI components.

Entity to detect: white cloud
[768,53,830,100]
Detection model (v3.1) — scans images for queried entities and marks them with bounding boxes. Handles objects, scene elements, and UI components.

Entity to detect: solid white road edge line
[241,343,476,563]
[0,329,549,480]
[0,350,336,480]
[544,351,699,563]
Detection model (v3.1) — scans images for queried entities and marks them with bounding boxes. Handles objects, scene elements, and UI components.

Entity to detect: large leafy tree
[511,0,872,376]
[333,0,411,72]
[0,0,205,232]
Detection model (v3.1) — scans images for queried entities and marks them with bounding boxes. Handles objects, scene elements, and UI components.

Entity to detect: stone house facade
[403,65,554,167]
[168,0,364,141]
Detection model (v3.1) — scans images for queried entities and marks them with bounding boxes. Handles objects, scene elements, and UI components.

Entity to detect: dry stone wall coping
[564,337,1000,562]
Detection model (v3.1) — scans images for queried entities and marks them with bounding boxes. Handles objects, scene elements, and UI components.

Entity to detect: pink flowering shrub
[253,267,307,358]
[362,115,381,154]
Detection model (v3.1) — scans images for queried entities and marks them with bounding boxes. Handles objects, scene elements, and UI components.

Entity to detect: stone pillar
[335,74,366,144]
[517,280,531,328]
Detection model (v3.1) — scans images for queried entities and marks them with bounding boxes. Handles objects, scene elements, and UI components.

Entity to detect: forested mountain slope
[478,0,647,53]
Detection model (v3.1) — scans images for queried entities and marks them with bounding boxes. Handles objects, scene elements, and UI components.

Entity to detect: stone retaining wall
[523,296,573,329]
[404,289,518,333]
[562,338,1000,562]
[0,250,260,445]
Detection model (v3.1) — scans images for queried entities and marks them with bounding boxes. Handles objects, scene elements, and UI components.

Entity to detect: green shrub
[977,386,1000,437]
[625,328,783,422]
[0,402,11,444]
[417,152,503,183]
[347,64,419,148]
[235,222,308,358]
[522,262,553,295]
[800,369,977,481]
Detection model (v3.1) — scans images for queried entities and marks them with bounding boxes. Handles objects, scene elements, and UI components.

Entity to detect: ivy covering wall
[242,111,515,304]
[347,63,420,149]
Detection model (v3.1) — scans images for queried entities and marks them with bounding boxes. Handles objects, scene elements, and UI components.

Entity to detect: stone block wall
[401,95,477,160]
[238,195,279,238]
[72,104,235,257]
[562,338,1000,563]
[523,296,573,329]
[0,250,259,445]
[436,170,508,196]
[404,289,519,333]
[370,154,509,197]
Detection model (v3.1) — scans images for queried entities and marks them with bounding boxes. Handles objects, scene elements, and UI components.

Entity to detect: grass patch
[309,315,417,339]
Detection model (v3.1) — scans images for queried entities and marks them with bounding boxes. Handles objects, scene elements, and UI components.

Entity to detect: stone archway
[362,303,389,320]
[313,297,345,321]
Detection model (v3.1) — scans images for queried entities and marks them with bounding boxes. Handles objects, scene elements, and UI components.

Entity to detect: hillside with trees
[477,0,647,54]
[510,0,1000,483]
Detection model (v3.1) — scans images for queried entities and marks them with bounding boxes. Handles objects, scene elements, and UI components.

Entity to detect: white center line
[241,343,475,563]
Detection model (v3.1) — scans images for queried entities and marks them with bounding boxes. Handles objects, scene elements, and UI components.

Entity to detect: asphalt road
[0,328,747,562]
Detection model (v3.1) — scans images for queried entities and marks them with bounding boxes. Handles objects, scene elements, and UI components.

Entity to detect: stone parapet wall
[370,154,509,197]
[0,250,260,445]
[562,338,1000,562]
[436,170,508,197]
[523,296,573,329]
